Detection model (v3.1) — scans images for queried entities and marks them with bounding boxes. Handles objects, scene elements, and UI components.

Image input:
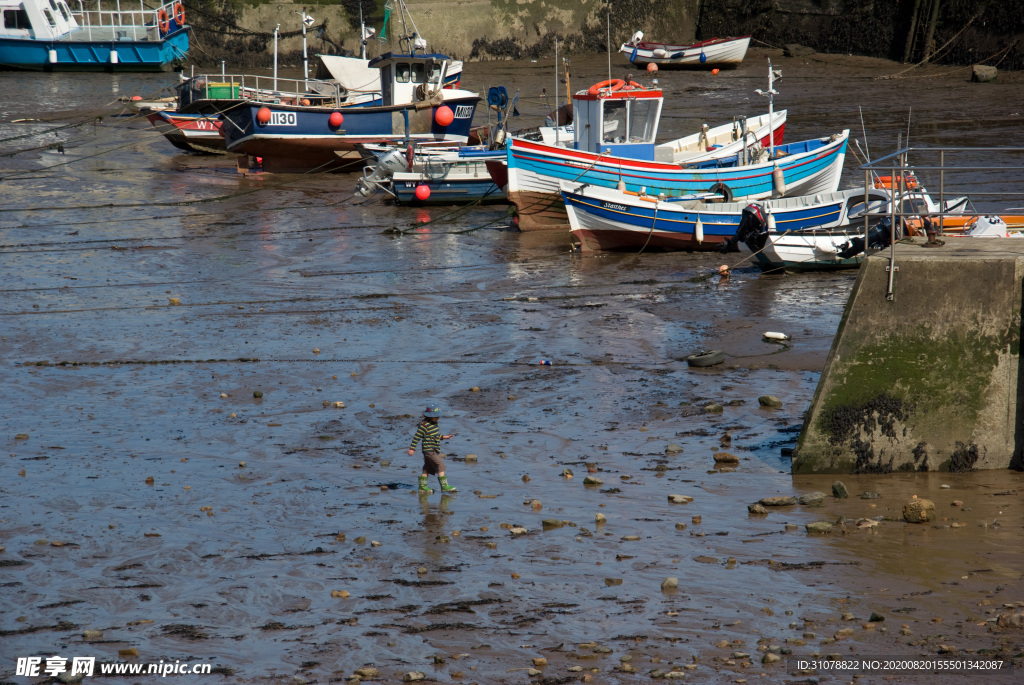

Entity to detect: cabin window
[428,63,442,84]
[3,9,31,29]
[411,63,425,83]
[602,100,627,143]
[628,99,657,142]
[899,197,928,214]
[395,63,411,83]
[57,1,70,20]
[48,0,58,11]
[43,8,56,26]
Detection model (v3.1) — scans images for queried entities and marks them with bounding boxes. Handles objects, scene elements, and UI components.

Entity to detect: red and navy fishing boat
[219,52,480,173]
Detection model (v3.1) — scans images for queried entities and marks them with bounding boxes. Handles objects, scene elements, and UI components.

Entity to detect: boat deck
[62,26,163,42]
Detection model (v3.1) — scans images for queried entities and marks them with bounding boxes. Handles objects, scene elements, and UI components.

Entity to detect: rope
[879,15,979,80]
[637,198,659,254]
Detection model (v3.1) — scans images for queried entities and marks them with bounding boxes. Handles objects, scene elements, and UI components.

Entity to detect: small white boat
[620,32,750,69]
[726,198,900,272]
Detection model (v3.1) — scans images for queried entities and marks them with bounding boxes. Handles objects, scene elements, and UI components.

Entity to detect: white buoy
[695,216,704,243]
[48,49,58,64]
[616,179,626,191]
[766,211,777,231]
[109,50,119,65]
[772,164,786,196]
[763,331,790,341]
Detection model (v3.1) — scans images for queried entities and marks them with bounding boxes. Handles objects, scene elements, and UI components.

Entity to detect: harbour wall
[793,240,1024,474]
[184,0,1023,69]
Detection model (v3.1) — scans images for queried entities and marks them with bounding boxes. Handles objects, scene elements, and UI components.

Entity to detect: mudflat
[1,51,1023,683]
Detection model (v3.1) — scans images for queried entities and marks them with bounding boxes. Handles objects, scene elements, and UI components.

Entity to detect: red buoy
[415,185,431,201]
[328,111,344,128]
[256,106,272,124]
[646,63,658,73]
[434,105,454,127]
[131,95,143,101]
[712,68,720,75]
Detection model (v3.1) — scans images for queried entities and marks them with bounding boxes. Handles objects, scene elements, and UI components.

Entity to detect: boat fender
[708,182,733,203]
[406,143,414,172]
[652,48,667,58]
[814,238,839,255]
[694,216,704,244]
[763,331,790,342]
[158,8,170,33]
[699,52,707,63]
[771,164,786,196]
[630,30,644,45]
[48,49,58,64]
[109,49,118,65]
[173,2,185,26]
[588,79,625,95]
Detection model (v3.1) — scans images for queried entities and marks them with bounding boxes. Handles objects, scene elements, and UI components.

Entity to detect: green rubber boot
[438,475,457,493]
[418,475,433,493]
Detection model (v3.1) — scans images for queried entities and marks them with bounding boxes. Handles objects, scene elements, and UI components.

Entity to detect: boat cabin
[1,0,78,40]
[572,80,663,160]
[368,52,453,107]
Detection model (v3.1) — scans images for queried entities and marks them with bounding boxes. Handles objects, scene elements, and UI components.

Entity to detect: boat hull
[147,111,225,153]
[221,97,480,173]
[621,36,751,69]
[508,131,849,231]
[0,28,188,72]
[564,185,885,252]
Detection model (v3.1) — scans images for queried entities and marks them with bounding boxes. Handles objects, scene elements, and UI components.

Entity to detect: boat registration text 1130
[268,112,297,126]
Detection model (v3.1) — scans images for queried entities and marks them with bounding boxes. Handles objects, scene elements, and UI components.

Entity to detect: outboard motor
[838,216,904,259]
[355,148,410,197]
[721,203,768,253]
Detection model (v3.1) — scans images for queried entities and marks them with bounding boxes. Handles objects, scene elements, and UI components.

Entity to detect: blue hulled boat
[220,51,480,173]
[0,0,188,71]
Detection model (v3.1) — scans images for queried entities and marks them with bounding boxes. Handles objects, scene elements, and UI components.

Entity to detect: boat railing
[860,145,1024,300]
[72,1,183,42]
[183,74,344,108]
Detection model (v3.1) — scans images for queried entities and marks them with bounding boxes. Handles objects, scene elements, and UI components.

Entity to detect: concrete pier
[794,238,1024,473]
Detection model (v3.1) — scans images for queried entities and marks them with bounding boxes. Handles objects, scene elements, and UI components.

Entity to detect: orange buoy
[256,106,272,124]
[647,63,658,73]
[434,105,454,126]
[415,185,431,201]
[131,95,143,101]
[328,111,344,128]
[712,68,720,75]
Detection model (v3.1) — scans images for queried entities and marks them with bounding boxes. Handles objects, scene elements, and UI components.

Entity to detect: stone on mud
[758,395,783,408]
[668,494,693,503]
[832,481,849,498]
[665,443,683,454]
[972,64,997,82]
[354,667,379,679]
[661,576,679,590]
[997,611,1024,629]
[806,521,834,534]
[759,496,797,506]
[903,498,936,523]
[403,673,425,682]
[583,476,603,485]
[762,652,782,664]
[713,452,739,463]
[595,513,606,524]
[748,503,768,515]
[799,491,827,505]
[784,43,816,57]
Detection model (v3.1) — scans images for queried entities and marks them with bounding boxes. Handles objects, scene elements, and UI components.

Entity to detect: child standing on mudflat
[407,406,456,493]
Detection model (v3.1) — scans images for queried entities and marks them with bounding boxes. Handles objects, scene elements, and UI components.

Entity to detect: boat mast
[755,58,779,159]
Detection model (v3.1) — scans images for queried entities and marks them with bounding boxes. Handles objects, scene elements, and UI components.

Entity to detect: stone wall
[183,0,1021,69]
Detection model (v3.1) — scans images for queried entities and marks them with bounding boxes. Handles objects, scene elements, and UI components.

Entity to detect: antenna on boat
[606,8,612,85]
[754,57,780,159]
[359,3,366,60]
[858,106,871,162]
[554,37,560,147]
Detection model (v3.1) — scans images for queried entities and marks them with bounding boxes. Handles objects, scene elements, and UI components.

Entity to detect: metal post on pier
[939,149,945,235]
[886,162,898,301]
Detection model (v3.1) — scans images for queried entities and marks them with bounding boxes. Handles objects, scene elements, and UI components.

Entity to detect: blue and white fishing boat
[0,0,188,71]
[562,181,889,252]
[219,0,479,173]
[356,143,504,204]
[505,78,845,231]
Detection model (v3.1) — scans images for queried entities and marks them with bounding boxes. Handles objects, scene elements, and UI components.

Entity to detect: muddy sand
[2,51,1024,683]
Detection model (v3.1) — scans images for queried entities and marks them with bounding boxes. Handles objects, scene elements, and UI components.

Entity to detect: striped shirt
[409,420,441,452]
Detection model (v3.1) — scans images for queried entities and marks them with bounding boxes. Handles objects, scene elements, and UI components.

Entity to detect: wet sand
[2,53,1024,683]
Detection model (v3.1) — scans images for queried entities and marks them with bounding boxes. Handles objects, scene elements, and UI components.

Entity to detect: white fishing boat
[620,32,750,69]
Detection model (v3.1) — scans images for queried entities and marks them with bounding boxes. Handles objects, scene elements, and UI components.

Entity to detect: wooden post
[922,0,942,64]
[902,0,924,63]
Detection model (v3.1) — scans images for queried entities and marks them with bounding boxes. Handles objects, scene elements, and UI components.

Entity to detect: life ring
[708,182,733,203]
[157,8,170,33]
[873,174,917,190]
[588,79,625,95]
[173,2,185,26]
